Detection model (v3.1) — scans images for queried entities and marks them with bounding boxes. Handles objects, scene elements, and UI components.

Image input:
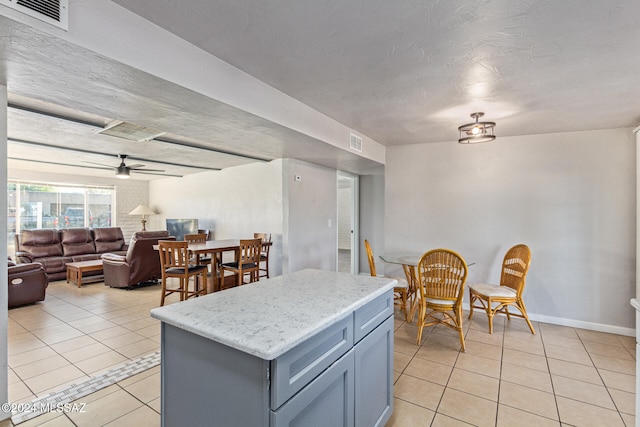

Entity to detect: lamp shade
[128,205,157,216]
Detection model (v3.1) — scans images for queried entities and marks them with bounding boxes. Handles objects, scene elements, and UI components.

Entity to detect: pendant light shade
[458,112,496,144]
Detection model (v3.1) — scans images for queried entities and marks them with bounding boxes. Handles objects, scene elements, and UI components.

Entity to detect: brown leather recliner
[101,231,175,288]
[8,259,49,308]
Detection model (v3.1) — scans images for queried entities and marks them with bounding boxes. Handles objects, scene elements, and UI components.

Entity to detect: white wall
[385,128,636,334]
[7,170,149,242]
[149,160,284,276]
[359,175,385,275]
[149,158,339,276]
[283,159,337,273]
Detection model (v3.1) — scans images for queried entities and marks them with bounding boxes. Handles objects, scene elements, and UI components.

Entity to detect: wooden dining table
[187,239,272,292]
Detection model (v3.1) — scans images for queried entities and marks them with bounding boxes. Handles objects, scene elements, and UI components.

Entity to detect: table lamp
[128,204,157,231]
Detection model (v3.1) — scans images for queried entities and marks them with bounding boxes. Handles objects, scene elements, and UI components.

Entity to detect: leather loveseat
[101,230,175,288]
[8,258,49,308]
[14,227,128,281]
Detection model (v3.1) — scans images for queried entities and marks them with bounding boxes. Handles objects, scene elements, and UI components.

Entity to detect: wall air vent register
[349,133,363,152]
[0,0,68,30]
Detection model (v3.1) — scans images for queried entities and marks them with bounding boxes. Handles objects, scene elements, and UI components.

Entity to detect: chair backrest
[500,244,532,297]
[363,239,377,277]
[185,233,207,244]
[158,240,190,270]
[417,249,468,303]
[125,231,174,284]
[253,233,271,255]
[93,227,126,253]
[241,238,263,264]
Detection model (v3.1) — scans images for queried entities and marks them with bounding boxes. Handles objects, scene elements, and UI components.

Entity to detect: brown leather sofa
[101,231,175,288]
[8,259,49,308]
[14,228,128,281]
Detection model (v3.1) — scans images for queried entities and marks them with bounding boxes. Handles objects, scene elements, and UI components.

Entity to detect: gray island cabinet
[150,269,397,427]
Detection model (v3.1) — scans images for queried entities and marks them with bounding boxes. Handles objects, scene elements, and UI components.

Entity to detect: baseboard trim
[528,313,635,337]
[462,303,635,337]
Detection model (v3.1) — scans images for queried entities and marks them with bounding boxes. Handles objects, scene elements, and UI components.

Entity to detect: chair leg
[468,290,475,319]
[199,271,208,296]
[408,291,419,323]
[401,290,408,321]
[456,305,465,352]
[416,303,426,345]
[160,277,167,307]
[203,271,208,294]
[518,299,536,334]
[487,301,494,335]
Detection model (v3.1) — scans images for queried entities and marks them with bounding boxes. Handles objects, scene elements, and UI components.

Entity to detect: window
[7,180,116,256]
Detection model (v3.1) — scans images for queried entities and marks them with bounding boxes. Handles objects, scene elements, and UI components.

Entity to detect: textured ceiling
[0,10,383,180]
[2,1,640,180]
[112,0,640,144]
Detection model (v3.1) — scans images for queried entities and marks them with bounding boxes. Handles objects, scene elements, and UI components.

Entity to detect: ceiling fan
[86,154,165,179]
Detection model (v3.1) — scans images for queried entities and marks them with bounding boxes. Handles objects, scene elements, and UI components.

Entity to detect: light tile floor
[3,279,637,426]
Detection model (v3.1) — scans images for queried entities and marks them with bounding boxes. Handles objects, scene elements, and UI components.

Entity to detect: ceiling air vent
[98,120,166,142]
[349,133,363,152]
[0,0,68,30]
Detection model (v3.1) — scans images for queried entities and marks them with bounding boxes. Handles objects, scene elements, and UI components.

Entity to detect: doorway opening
[337,171,359,274]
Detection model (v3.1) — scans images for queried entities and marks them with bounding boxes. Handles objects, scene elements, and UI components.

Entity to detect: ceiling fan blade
[131,168,166,172]
[85,161,116,168]
[126,163,145,169]
[132,170,178,177]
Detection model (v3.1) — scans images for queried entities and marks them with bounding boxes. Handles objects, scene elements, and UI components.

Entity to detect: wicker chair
[468,244,534,334]
[416,249,468,351]
[364,240,410,320]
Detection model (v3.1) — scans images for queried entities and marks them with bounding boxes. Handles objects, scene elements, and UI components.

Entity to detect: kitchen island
[151,268,397,427]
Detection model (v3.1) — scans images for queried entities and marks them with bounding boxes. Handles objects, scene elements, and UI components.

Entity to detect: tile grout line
[11,351,160,425]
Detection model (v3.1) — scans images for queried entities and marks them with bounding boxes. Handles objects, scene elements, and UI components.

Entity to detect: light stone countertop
[150,269,397,360]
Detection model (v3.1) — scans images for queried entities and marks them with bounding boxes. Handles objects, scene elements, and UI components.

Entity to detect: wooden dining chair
[158,240,208,306]
[468,244,534,334]
[364,240,410,320]
[416,249,468,351]
[220,238,262,286]
[185,233,212,267]
[253,233,271,279]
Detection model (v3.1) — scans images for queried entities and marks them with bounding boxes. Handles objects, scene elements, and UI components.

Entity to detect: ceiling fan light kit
[458,112,496,144]
[116,165,130,179]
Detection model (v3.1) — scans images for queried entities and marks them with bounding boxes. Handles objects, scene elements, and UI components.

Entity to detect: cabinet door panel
[354,316,393,427]
[354,291,393,343]
[271,350,355,427]
[272,315,353,410]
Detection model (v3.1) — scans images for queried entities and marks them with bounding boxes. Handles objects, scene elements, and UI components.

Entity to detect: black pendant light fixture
[458,112,496,144]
